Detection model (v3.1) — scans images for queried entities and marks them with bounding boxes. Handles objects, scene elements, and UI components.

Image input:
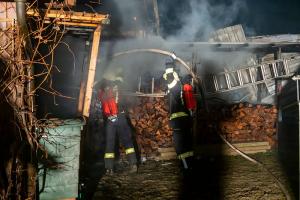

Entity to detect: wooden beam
[156,142,272,160]
[27,9,108,23]
[65,0,76,7]
[83,25,101,117]
[49,21,98,27]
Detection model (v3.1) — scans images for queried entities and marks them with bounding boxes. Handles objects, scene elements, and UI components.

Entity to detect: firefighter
[98,78,137,175]
[163,57,197,170]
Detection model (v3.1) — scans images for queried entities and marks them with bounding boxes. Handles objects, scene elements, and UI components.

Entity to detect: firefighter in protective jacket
[98,79,137,174]
[163,57,197,169]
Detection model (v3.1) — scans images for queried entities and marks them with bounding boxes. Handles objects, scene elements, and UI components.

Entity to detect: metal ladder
[202,59,291,95]
[129,59,293,98]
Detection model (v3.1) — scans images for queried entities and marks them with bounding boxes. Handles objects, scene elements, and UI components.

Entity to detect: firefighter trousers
[104,113,137,170]
[169,116,194,169]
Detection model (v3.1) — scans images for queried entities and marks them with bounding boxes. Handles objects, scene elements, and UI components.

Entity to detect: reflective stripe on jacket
[170,112,189,120]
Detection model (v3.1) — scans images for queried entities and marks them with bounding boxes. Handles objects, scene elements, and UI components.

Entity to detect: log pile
[128,97,173,156]
[220,104,277,146]
[197,103,278,147]
[128,95,278,157]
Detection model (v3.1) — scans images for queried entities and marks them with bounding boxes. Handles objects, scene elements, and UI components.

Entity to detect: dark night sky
[158,0,300,37]
[230,0,300,35]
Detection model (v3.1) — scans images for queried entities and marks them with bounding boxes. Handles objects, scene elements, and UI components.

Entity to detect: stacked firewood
[128,97,173,156]
[128,96,278,156]
[219,104,277,145]
[197,103,278,147]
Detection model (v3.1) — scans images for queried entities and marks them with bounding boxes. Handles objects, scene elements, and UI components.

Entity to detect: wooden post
[83,25,101,117]
[77,81,85,114]
[275,47,282,60]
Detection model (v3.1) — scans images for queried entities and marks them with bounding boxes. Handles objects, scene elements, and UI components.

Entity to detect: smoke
[165,0,247,41]
[97,0,254,91]
[98,37,168,89]
[109,0,145,32]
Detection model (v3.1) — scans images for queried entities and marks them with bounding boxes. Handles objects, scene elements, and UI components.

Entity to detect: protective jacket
[98,87,118,117]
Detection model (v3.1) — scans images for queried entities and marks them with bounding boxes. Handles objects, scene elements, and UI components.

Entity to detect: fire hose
[113,48,291,200]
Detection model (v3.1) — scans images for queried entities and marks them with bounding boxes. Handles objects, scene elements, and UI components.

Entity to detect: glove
[189,109,194,117]
[108,115,118,122]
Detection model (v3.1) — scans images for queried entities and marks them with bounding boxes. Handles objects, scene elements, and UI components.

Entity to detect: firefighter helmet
[165,57,175,66]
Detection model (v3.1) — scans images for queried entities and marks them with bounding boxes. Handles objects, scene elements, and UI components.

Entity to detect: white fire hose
[113,49,197,81]
[113,48,291,200]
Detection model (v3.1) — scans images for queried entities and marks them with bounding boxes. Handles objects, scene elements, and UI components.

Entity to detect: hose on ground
[219,134,291,200]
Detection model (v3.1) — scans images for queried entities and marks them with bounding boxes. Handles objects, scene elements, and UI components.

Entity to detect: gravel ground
[91,152,297,200]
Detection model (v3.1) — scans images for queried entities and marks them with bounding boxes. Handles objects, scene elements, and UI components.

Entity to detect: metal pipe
[298,99,300,197]
[291,75,300,193]
[138,76,141,92]
[15,0,33,52]
[297,79,299,102]
[297,79,300,184]
[151,77,154,94]
[15,0,35,125]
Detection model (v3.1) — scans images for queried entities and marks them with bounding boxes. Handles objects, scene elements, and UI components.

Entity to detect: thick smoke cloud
[97,0,253,92]
[166,0,246,41]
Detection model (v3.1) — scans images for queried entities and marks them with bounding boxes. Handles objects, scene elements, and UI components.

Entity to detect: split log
[128,96,173,156]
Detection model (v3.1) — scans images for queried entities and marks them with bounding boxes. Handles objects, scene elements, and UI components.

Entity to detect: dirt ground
[91,151,298,200]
